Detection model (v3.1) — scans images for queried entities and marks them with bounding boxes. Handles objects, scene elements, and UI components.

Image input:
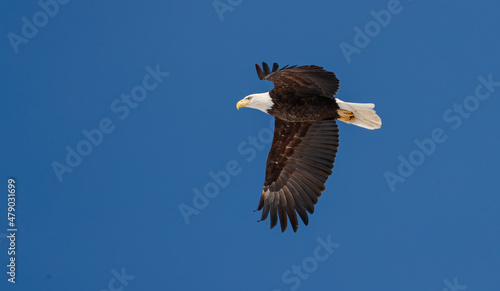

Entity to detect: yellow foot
[337,109,354,122]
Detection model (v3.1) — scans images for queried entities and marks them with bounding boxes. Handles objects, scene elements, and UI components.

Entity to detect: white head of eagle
[235,62,382,233]
[236,92,273,114]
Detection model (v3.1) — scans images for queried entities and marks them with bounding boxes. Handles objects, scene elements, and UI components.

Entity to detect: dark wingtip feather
[296,208,309,226]
[262,62,271,74]
[272,63,279,72]
[255,64,265,80]
[290,215,298,232]
[270,204,278,229]
[260,203,270,221]
[278,207,287,232]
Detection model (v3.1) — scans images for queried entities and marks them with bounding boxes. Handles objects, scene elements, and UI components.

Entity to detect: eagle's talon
[337,109,355,122]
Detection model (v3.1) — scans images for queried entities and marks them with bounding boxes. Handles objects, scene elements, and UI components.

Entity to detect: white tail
[335,98,382,130]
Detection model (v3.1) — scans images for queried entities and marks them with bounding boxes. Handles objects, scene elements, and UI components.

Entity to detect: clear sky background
[1,1,499,290]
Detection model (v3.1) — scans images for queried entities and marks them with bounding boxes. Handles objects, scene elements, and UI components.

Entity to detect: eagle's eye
[247,96,253,101]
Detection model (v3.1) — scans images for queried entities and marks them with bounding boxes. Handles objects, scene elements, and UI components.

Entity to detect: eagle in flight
[236,62,381,232]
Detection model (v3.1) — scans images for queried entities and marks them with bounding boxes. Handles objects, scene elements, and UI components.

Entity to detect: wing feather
[256,119,339,232]
[255,62,340,99]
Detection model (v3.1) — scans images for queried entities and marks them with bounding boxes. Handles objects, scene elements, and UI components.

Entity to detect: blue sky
[1,0,499,290]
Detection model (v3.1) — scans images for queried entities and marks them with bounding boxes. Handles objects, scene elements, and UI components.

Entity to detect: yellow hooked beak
[236,98,251,110]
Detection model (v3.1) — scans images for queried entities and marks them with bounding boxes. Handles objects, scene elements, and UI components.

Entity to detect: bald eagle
[236,62,381,232]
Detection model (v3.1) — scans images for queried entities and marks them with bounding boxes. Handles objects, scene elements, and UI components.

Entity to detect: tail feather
[335,98,382,130]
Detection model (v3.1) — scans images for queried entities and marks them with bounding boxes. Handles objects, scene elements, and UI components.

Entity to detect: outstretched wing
[256,118,339,232]
[255,62,340,99]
